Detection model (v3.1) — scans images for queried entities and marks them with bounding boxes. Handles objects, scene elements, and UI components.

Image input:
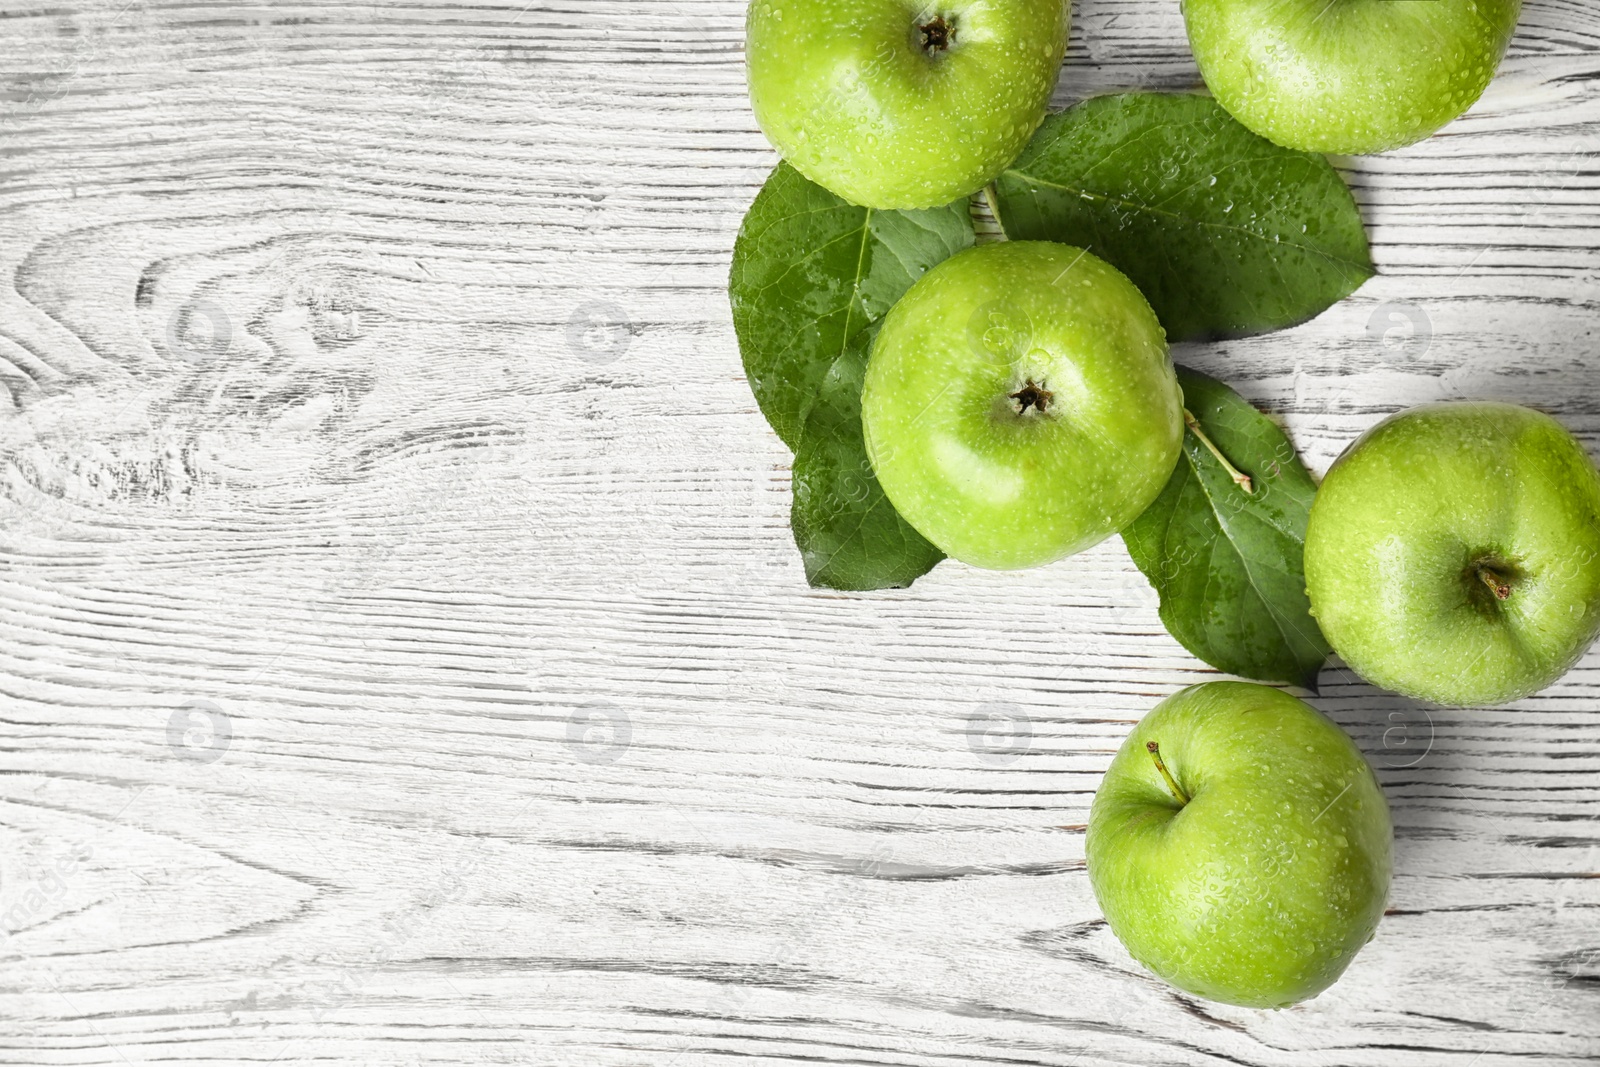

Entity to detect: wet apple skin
[861,241,1182,570]
[1305,402,1600,706]
[1087,681,1392,1009]
[746,0,1068,209]
[1184,0,1521,155]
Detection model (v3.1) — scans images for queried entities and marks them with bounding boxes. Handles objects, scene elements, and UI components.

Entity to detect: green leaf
[729,162,973,590]
[991,92,1373,342]
[1123,367,1331,690]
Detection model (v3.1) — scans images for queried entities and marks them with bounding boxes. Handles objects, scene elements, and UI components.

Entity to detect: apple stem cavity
[1476,563,1514,601]
[1183,408,1253,493]
[1010,379,1053,416]
[918,14,954,54]
[1145,741,1191,806]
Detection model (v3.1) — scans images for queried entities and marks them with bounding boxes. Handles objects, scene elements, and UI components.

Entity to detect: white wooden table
[1,2,1597,1064]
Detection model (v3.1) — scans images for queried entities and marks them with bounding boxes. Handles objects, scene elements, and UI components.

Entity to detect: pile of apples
[741,0,1600,1009]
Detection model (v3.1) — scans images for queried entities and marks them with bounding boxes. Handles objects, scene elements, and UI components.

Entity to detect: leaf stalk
[1183,408,1253,493]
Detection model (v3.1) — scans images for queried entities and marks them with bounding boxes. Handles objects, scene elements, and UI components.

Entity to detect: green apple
[861,241,1182,570]
[1305,403,1600,706]
[1183,0,1521,154]
[745,0,1068,209]
[1087,681,1391,1008]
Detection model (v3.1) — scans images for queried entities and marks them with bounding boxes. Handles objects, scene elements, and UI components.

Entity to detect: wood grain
[0,1,1597,1064]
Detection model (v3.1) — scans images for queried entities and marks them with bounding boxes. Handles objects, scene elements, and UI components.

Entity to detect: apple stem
[1476,564,1514,601]
[983,185,1008,239]
[1183,408,1253,494]
[1146,741,1190,806]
